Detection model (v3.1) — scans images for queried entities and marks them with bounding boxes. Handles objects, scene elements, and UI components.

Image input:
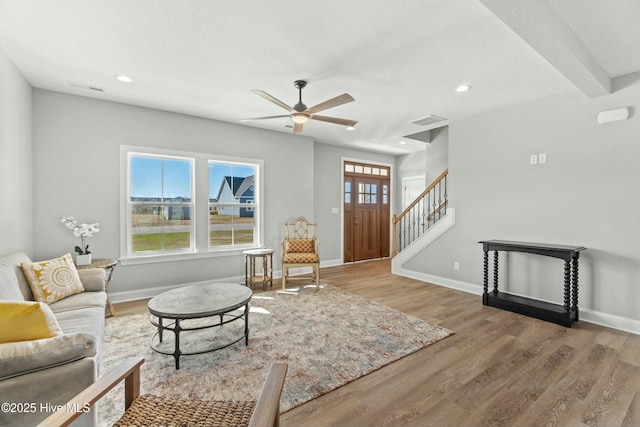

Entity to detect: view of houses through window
[125,149,260,258]
[208,162,256,248]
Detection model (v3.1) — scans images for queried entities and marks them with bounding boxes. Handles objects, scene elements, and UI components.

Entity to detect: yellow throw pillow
[0,301,62,343]
[21,253,84,304]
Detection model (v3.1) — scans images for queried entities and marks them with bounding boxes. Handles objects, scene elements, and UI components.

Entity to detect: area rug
[98,283,452,426]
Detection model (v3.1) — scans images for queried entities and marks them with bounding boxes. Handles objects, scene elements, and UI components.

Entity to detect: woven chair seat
[114,394,257,427]
[282,252,319,263]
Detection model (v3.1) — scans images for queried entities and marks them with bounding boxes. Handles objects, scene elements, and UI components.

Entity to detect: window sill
[120,248,256,266]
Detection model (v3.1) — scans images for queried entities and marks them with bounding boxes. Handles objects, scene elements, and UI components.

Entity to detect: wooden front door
[343,162,390,262]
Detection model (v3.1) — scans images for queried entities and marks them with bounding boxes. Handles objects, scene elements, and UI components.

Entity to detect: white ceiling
[1,0,638,155]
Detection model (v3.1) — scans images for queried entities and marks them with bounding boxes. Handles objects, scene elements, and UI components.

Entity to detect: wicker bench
[38,357,288,427]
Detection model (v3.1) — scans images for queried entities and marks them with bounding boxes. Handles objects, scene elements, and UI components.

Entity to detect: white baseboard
[110,258,344,303]
[109,275,245,303]
[392,266,483,296]
[579,309,640,335]
[321,258,344,268]
[392,265,640,336]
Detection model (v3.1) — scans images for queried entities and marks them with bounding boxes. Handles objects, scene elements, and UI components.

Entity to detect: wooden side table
[77,258,118,316]
[243,249,273,290]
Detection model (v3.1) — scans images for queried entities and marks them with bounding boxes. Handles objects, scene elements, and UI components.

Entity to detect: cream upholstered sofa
[0,251,108,427]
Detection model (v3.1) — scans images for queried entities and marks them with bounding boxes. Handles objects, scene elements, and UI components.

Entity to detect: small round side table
[243,249,274,290]
[76,258,118,316]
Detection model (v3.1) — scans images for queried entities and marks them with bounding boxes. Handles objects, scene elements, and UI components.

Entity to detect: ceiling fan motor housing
[293,80,308,112]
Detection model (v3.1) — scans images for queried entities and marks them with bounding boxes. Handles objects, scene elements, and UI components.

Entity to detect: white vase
[76,254,92,266]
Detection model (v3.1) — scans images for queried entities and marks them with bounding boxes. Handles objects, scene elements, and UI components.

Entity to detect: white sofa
[0,251,108,427]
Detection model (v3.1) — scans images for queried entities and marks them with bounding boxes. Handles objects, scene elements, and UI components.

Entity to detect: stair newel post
[392,214,397,257]
[401,215,406,252]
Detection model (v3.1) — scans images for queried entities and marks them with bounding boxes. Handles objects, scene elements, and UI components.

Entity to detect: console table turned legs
[572,257,579,321]
[483,250,489,302]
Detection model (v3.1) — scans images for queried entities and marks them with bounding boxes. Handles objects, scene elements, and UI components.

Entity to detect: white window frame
[208,160,260,251]
[120,145,263,265]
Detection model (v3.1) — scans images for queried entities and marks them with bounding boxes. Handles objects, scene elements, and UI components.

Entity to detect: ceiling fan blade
[310,115,358,127]
[251,90,294,112]
[305,93,354,114]
[240,115,291,122]
[293,122,304,134]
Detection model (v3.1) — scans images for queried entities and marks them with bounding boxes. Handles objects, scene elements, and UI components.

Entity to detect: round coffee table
[147,283,252,369]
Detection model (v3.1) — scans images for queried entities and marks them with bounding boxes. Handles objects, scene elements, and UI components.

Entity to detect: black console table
[479,240,586,327]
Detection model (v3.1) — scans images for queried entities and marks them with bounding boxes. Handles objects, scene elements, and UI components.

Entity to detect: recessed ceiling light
[115,74,133,83]
[456,84,471,92]
[399,140,407,145]
[346,126,356,131]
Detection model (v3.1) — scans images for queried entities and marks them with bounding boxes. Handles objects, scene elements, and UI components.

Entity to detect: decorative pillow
[283,252,319,263]
[21,253,84,304]
[287,239,315,253]
[0,301,62,344]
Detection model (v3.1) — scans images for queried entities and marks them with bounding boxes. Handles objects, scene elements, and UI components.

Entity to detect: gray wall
[0,47,33,256]
[425,127,449,185]
[404,73,640,324]
[32,90,315,294]
[30,90,395,296]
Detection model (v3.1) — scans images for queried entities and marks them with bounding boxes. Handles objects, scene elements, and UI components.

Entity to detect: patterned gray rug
[99,283,453,426]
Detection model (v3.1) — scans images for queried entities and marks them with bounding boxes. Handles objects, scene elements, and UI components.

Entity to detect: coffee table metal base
[147,283,252,370]
[150,304,250,369]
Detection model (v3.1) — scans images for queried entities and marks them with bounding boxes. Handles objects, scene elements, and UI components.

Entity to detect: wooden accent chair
[281,216,320,292]
[38,357,288,427]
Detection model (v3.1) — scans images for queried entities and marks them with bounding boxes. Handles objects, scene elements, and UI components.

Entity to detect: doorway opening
[343,161,391,262]
[401,175,425,210]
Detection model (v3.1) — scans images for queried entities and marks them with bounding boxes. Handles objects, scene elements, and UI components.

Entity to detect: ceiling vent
[411,114,447,127]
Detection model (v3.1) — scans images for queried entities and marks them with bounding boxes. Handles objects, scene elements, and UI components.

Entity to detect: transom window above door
[344,161,390,177]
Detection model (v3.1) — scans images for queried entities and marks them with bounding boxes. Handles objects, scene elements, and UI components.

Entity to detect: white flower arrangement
[59,216,100,255]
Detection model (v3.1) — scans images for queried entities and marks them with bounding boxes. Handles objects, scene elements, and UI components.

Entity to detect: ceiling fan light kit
[245,79,357,134]
[292,112,310,124]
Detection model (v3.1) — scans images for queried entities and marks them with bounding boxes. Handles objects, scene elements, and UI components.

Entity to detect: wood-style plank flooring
[113,259,640,427]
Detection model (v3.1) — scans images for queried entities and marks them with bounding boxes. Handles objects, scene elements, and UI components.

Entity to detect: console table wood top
[479,240,586,260]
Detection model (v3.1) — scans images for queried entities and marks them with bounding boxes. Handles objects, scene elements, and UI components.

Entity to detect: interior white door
[401,175,425,210]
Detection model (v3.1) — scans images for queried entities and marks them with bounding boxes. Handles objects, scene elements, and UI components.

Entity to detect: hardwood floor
[113,259,640,426]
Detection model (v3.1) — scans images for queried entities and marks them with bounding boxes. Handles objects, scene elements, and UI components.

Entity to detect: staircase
[392,169,450,256]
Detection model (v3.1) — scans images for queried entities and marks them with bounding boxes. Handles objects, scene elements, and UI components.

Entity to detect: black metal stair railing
[392,169,448,256]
